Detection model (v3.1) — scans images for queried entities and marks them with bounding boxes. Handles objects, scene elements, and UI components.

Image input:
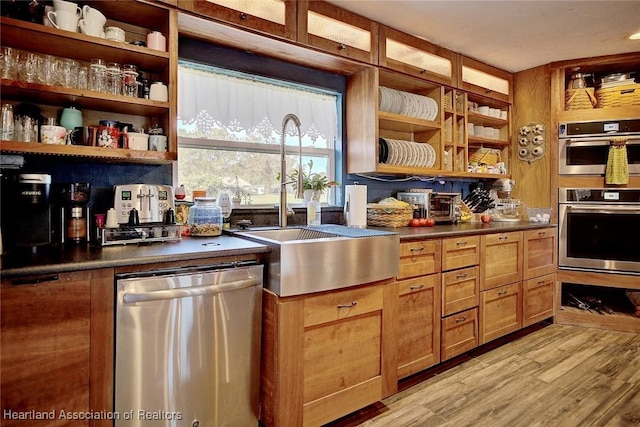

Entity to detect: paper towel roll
[344,184,367,228]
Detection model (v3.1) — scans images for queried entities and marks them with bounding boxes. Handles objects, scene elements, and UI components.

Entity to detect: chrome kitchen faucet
[279,113,304,228]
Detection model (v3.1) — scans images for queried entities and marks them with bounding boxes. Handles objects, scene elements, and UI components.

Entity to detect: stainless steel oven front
[558,119,640,175]
[558,188,640,274]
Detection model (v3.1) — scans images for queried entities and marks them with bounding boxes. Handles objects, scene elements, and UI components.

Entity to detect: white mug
[149,135,167,152]
[127,132,149,150]
[79,19,105,37]
[149,82,168,102]
[105,26,126,42]
[53,0,81,16]
[105,208,119,228]
[81,5,105,23]
[47,10,79,32]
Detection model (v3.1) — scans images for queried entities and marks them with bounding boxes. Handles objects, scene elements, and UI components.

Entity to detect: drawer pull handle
[420,69,426,74]
[337,301,357,309]
[456,273,468,279]
[538,231,546,236]
[240,12,248,20]
[338,43,346,50]
[498,290,508,296]
[455,315,467,323]
[410,247,425,252]
[456,241,468,246]
[410,284,425,290]
[499,236,508,241]
[537,280,546,285]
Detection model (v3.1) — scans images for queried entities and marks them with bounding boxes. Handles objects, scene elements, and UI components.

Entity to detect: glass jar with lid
[187,197,222,237]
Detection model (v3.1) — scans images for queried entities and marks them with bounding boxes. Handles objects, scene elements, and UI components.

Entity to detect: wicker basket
[595,83,640,108]
[565,88,597,110]
[367,204,413,227]
[469,147,501,166]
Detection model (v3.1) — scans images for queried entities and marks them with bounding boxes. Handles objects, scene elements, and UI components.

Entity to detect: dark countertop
[0,235,270,278]
[374,221,557,240]
[1,221,555,278]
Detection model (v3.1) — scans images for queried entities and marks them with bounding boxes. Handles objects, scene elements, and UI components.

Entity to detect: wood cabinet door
[442,266,479,316]
[398,239,442,279]
[178,0,297,40]
[442,235,480,271]
[479,282,523,344]
[379,25,456,86]
[297,0,378,64]
[1,272,91,426]
[441,307,478,361]
[396,274,441,379]
[302,282,388,426]
[523,273,555,327]
[523,228,557,279]
[480,231,523,290]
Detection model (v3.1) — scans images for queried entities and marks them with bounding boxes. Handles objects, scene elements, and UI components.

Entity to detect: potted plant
[286,160,338,204]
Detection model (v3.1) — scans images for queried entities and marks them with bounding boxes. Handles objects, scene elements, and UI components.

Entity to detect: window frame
[175,38,346,207]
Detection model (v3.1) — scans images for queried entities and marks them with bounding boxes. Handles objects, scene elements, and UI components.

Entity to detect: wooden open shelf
[0,17,169,72]
[468,136,510,147]
[467,111,509,126]
[0,140,175,164]
[378,111,440,133]
[556,305,640,334]
[1,80,169,117]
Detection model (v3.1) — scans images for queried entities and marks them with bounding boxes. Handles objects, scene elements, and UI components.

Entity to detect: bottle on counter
[217,192,232,230]
[307,191,321,226]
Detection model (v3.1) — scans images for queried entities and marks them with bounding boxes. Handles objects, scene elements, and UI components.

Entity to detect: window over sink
[176,61,341,207]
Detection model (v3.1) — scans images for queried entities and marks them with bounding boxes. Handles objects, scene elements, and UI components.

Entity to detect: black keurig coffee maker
[2,173,53,253]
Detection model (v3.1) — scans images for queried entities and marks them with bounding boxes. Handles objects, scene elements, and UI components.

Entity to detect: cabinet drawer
[523,273,555,327]
[442,235,480,271]
[398,239,441,279]
[304,284,383,327]
[480,282,522,344]
[442,266,479,316]
[480,231,523,290]
[441,307,478,361]
[524,228,557,279]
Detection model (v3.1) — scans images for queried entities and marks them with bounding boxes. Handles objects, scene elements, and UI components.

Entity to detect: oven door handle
[567,205,640,214]
[564,137,640,146]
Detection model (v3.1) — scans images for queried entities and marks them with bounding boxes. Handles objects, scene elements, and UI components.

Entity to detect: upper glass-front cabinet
[297,0,378,64]
[458,56,512,103]
[379,25,455,87]
[177,0,297,40]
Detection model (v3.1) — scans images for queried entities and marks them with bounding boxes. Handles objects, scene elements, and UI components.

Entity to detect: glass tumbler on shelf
[1,46,18,80]
[89,58,107,92]
[59,58,79,88]
[1,104,14,141]
[105,62,122,95]
[39,54,60,86]
[122,64,138,97]
[21,52,41,83]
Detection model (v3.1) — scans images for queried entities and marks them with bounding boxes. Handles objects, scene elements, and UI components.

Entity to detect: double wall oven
[559,188,640,274]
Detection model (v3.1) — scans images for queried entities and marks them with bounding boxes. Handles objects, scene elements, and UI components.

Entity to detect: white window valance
[178,64,338,145]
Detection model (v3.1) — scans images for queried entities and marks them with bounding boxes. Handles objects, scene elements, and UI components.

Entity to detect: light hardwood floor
[326,323,640,427]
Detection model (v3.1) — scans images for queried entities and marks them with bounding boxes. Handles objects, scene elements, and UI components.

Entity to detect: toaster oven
[397,191,460,223]
[114,184,174,225]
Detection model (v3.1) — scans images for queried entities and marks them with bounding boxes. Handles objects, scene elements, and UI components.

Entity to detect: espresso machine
[1,173,53,253]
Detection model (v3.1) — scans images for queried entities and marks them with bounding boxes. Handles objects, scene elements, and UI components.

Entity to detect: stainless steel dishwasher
[114,261,263,427]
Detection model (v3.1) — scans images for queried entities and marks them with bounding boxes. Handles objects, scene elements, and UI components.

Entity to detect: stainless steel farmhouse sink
[235,225,399,296]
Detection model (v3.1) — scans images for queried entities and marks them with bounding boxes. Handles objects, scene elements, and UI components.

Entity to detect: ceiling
[324,0,640,73]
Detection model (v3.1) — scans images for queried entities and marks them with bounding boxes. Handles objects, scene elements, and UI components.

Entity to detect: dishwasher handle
[123,276,262,304]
